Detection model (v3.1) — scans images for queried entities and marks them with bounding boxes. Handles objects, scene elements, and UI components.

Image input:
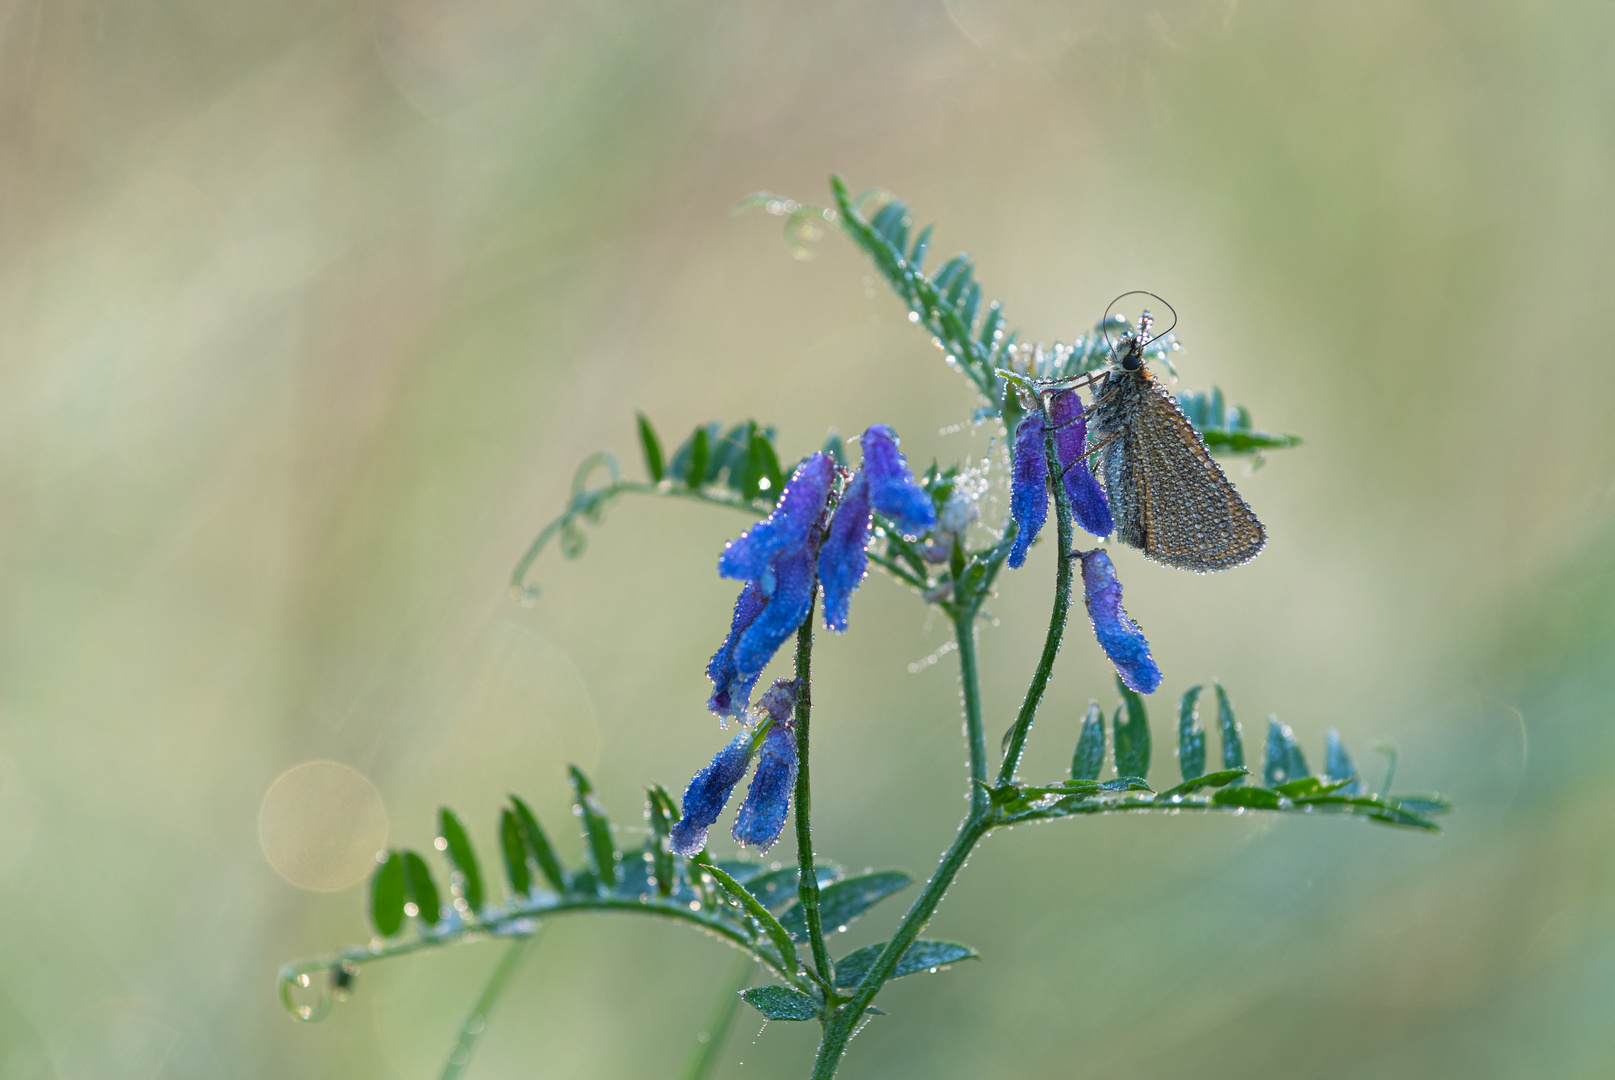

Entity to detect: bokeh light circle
[259,761,388,891]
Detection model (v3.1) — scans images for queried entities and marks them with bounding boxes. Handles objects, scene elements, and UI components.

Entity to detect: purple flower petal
[731,723,798,852]
[860,424,936,538]
[1048,390,1114,539]
[818,471,872,633]
[734,544,817,677]
[1078,549,1162,694]
[755,679,801,725]
[1008,414,1048,569]
[707,581,768,717]
[718,454,835,582]
[670,732,755,856]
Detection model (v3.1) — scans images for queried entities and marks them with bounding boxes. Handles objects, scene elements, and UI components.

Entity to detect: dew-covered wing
[1132,378,1265,572]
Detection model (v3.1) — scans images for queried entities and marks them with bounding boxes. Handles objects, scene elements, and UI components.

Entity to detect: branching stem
[997,410,1077,785]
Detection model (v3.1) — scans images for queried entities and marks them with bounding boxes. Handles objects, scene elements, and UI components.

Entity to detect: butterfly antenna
[1101,290,1179,354]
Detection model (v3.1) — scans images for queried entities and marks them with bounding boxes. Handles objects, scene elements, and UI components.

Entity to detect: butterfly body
[1087,323,1266,573]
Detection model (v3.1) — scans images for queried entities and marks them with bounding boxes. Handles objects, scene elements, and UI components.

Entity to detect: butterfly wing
[1130,376,1265,571]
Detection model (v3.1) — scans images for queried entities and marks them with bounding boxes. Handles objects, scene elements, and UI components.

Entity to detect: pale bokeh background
[2,0,1613,1077]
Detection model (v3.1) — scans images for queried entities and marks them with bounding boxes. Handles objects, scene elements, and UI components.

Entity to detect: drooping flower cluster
[1009,387,1160,693]
[683,424,933,854]
[707,425,934,718]
[670,680,800,856]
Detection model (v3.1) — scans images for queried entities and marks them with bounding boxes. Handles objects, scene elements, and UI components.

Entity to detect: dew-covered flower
[1077,548,1161,694]
[708,455,834,716]
[1008,413,1048,569]
[706,581,767,717]
[669,731,755,856]
[1047,390,1114,539]
[819,425,934,633]
[731,722,798,852]
[818,470,870,633]
[860,424,936,538]
[671,680,801,857]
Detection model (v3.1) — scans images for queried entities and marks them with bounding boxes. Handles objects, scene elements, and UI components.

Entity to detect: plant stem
[996,416,1077,786]
[952,606,988,817]
[438,935,536,1080]
[810,814,991,1080]
[677,954,756,1080]
[792,589,835,990]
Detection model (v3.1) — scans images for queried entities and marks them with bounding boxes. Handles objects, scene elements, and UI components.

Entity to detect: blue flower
[860,424,936,537]
[706,581,767,717]
[718,453,835,582]
[732,722,798,852]
[671,680,802,857]
[1047,390,1113,538]
[1008,413,1048,569]
[1077,548,1161,694]
[669,731,755,856]
[708,454,834,716]
[818,472,870,632]
[818,425,934,633]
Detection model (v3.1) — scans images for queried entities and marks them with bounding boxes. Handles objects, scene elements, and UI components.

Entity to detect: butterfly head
[1118,309,1154,372]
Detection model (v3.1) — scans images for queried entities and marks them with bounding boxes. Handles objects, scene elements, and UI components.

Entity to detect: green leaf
[1211,785,1283,810]
[708,423,751,486]
[668,423,718,484]
[1215,682,1244,779]
[748,429,785,503]
[1072,702,1105,781]
[979,301,1004,348]
[739,985,818,1021]
[647,786,677,897]
[438,808,485,915]
[1389,794,1452,815]
[570,766,619,891]
[833,939,978,989]
[1112,676,1151,780]
[908,224,933,271]
[701,858,801,972]
[688,426,710,488]
[636,412,664,482]
[509,795,566,892]
[1274,775,1353,799]
[1156,768,1250,800]
[499,809,531,899]
[1177,685,1206,782]
[744,865,842,910]
[401,850,441,927]
[370,852,406,937]
[1200,429,1303,454]
[778,871,912,942]
[1263,719,1311,788]
[1324,730,1362,794]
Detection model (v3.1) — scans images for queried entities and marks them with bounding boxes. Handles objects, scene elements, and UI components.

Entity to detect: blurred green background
[2,0,1613,1076]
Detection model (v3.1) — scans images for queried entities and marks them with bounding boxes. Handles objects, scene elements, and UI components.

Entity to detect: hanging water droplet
[279,968,333,1023]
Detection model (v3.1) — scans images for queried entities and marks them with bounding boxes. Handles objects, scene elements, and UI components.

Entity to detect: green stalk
[810,815,991,1079]
[997,413,1076,785]
[952,605,989,817]
[438,935,536,1080]
[792,589,836,990]
[810,409,1080,1079]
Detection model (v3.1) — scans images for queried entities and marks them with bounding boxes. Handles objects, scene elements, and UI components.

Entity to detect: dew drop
[908,311,921,323]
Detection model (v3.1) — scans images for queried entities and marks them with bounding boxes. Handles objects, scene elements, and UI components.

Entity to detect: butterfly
[1072,295,1266,573]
